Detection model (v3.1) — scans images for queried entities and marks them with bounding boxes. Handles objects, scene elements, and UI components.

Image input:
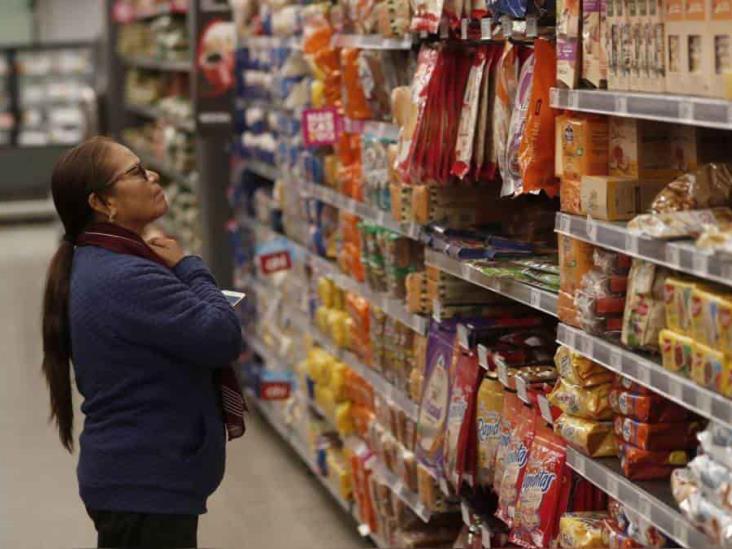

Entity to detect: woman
[41,136,244,548]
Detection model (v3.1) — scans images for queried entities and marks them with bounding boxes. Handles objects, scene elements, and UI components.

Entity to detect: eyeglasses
[99,162,151,190]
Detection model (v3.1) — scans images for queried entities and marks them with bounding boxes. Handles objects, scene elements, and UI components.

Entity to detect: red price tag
[302,107,342,147]
[258,250,292,275]
[259,381,291,400]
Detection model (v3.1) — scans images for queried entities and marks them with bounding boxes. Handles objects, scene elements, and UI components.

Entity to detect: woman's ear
[88,192,110,217]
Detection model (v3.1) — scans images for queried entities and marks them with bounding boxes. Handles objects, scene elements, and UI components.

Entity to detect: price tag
[393,479,405,496]
[610,347,623,370]
[581,335,595,357]
[500,16,513,36]
[569,90,580,109]
[538,394,554,424]
[461,18,469,39]
[496,357,510,387]
[693,252,709,274]
[357,524,371,537]
[458,324,470,350]
[587,218,598,241]
[559,213,571,233]
[615,95,628,113]
[461,502,472,526]
[432,299,442,323]
[439,477,450,495]
[665,245,681,268]
[478,345,489,370]
[678,101,694,121]
[480,17,492,39]
[515,376,530,403]
[605,475,619,496]
[624,232,639,255]
[530,288,541,309]
[481,524,492,548]
[526,14,538,36]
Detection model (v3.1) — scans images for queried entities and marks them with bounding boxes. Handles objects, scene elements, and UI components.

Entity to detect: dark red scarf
[76,222,246,441]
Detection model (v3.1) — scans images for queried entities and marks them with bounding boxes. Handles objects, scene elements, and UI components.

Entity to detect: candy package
[613,416,703,451]
[496,404,536,528]
[548,379,614,420]
[510,423,571,549]
[609,387,689,423]
[619,443,690,480]
[554,345,615,387]
[475,375,504,488]
[554,414,616,457]
[558,512,607,548]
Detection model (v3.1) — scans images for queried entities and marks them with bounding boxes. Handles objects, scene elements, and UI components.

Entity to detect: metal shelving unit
[556,212,732,289]
[120,55,192,72]
[557,323,732,429]
[246,159,280,181]
[239,36,302,49]
[550,88,732,130]
[331,34,413,50]
[342,118,400,141]
[424,249,558,317]
[125,102,195,132]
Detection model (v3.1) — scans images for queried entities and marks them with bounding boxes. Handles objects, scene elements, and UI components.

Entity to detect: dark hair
[42,135,118,451]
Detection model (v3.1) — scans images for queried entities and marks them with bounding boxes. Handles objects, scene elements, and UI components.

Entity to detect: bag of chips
[493,392,522,495]
[476,375,504,488]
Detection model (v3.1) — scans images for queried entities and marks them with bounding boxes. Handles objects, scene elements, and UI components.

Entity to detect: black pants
[87,508,198,548]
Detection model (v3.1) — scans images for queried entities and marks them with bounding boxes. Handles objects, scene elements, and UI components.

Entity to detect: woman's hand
[147,236,186,268]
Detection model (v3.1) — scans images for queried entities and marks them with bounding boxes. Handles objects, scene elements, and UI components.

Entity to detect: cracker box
[608,117,680,179]
[580,176,667,220]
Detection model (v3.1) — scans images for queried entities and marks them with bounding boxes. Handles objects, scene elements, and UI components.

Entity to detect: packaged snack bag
[619,443,689,480]
[554,414,617,457]
[659,329,694,377]
[558,512,607,548]
[519,39,559,198]
[613,416,702,451]
[476,375,504,488]
[494,43,519,197]
[554,345,615,387]
[621,259,668,351]
[341,48,373,120]
[493,392,522,495]
[451,48,488,179]
[688,454,732,512]
[444,348,482,488]
[510,424,571,548]
[558,235,595,327]
[496,404,537,527]
[603,519,643,549]
[691,341,731,396]
[663,277,695,335]
[718,296,732,355]
[608,387,689,422]
[548,379,614,420]
[698,423,732,471]
[415,320,457,477]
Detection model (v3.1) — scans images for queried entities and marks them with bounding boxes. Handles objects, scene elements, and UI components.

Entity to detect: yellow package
[554,414,617,457]
[692,341,730,396]
[659,329,694,378]
[330,361,347,401]
[718,297,732,355]
[663,277,695,335]
[558,512,608,548]
[475,376,504,488]
[561,114,610,183]
[548,379,614,420]
[315,306,329,335]
[326,451,353,500]
[554,345,616,387]
[691,286,729,350]
[335,401,354,435]
[317,277,336,308]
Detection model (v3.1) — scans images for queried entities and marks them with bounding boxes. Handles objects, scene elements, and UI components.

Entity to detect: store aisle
[0,223,368,549]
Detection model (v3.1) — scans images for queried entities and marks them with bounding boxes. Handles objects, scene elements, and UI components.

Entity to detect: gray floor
[0,222,369,549]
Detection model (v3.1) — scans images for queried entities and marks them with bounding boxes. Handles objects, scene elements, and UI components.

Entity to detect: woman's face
[98,143,168,229]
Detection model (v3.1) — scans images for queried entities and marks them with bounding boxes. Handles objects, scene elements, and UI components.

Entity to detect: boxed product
[557,0,583,88]
[608,117,680,180]
[580,176,668,220]
[559,235,596,327]
[582,0,607,88]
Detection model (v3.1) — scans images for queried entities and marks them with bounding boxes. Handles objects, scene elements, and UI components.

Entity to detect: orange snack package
[519,38,559,197]
[559,235,595,327]
[341,48,373,120]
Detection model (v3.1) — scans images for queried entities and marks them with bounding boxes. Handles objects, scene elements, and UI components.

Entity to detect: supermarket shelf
[0,197,56,223]
[550,88,732,131]
[566,447,708,548]
[342,118,400,141]
[297,180,423,240]
[240,36,302,49]
[369,458,431,523]
[556,212,732,289]
[121,55,191,72]
[125,102,194,132]
[246,159,279,180]
[424,249,558,317]
[557,323,732,429]
[332,34,413,50]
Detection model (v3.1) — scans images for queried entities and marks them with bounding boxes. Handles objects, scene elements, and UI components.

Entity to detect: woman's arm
[105,257,243,368]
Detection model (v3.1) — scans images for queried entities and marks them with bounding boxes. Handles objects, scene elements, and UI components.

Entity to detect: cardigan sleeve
[105,257,243,368]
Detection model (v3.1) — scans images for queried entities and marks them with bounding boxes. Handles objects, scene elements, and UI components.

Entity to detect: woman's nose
[147,169,159,183]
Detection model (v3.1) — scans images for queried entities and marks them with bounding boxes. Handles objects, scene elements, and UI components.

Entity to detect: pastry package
[554,414,617,457]
[659,329,694,377]
[548,378,614,420]
[558,512,608,548]
[628,207,732,239]
[613,416,703,451]
[619,443,690,480]
[558,235,595,327]
[678,490,732,547]
[663,277,696,336]
[649,163,732,214]
[688,454,732,512]
[510,423,571,548]
[699,423,732,471]
[554,346,615,388]
[621,259,668,352]
[691,341,732,397]
[608,386,689,423]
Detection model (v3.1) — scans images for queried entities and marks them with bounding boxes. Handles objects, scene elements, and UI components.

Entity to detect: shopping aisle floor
[0,222,369,549]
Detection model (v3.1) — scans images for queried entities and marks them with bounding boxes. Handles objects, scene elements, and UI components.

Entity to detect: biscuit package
[613,416,703,451]
[558,512,608,548]
[608,386,689,423]
[554,414,617,457]
[554,345,616,387]
[548,378,614,420]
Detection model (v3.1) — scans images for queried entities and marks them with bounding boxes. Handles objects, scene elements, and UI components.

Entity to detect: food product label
[258,250,292,275]
[712,0,732,18]
[685,0,707,19]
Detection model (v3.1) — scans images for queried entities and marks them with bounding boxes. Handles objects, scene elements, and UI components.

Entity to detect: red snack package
[594,296,627,314]
[613,417,702,451]
[445,348,482,488]
[603,519,643,549]
[518,38,559,197]
[618,443,690,480]
[610,275,629,294]
[496,405,537,527]
[493,393,522,494]
[609,388,689,423]
[510,423,571,548]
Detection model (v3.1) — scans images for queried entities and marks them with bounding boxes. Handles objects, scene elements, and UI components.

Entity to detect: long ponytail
[42,136,117,452]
